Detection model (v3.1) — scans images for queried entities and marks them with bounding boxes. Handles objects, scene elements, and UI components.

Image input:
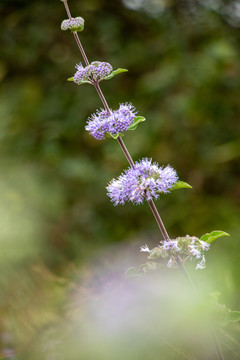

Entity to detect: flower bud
[90,62,113,81]
[72,61,113,85]
[61,17,84,32]
[73,63,91,84]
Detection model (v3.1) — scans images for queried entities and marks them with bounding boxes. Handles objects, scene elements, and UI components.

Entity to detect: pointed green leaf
[171,181,192,190]
[128,116,146,131]
[200,230,230,244]
[67,77,74,81]
[103,68,128,80]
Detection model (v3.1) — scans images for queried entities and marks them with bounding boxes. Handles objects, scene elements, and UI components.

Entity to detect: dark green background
[0,0,240,358]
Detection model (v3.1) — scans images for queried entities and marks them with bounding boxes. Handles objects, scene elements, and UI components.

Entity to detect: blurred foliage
[0,0,240,358]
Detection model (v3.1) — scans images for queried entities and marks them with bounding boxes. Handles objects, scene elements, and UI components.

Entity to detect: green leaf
[67,77,91,85]
[104,68,128,80]
[128,116,146,131]
[171,181,192,190]
[200,230,230,244]
[70,26,84,33]
[139,262,159,273]
[110,133,121,139]
[125,267,140,277]
[108,116,145,139]
[226,311,240,323]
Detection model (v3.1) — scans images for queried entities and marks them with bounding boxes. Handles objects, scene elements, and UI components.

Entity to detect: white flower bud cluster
[61,17,84,32]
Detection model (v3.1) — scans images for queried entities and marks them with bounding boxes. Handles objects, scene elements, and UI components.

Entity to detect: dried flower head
[107,158,178,205]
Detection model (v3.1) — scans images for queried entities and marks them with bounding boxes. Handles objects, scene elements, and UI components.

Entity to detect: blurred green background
[0,0,240,358]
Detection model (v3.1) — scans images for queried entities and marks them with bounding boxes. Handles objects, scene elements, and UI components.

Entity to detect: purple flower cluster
[107,158,178,205]
[85,103,137,140]
[73,62,113,84]
[61,17,84,32]
[73,63,91,82]
[91,61,113,81]
[141,235,211,270]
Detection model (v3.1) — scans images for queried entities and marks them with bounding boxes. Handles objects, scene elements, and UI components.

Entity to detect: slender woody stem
[147,199,170,241]
[94,83,111,113]
[61,0,72,19]
[73,33,90,66]
[117,137,134,168]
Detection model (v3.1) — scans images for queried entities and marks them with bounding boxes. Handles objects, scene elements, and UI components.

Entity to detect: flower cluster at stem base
[73,62,113,84]
[140,235,211,270]
[86,103,137,140]
[107,158,178,205]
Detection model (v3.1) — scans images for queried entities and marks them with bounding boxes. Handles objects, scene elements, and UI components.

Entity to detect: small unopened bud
[61,17,84,32]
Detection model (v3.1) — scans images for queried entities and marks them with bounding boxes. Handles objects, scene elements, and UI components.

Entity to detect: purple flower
[107,158,178,205]
[90,61,113,81]
[73,61,113,84]
[162,240,180,252]
[74,63,91,83]
[188,244,201,259]
[85,103,137,140]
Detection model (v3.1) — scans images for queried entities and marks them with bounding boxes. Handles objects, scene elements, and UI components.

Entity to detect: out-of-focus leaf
[226,311,240,323]
[200,231,230,244]
[171,181,192,190]
[125,267,140,277]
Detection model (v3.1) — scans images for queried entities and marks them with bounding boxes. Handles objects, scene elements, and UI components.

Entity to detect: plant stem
[176,256,197,292]
[60,0,196,287]
[147,199,170,241]
[73,32,90,66]
[61,0,72,19]
[60,4,224,358]
[62,0,91,67]
[214,332,225,360]
[117,137,134,168]
[66,25,171,241]
[94,82,111,113]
